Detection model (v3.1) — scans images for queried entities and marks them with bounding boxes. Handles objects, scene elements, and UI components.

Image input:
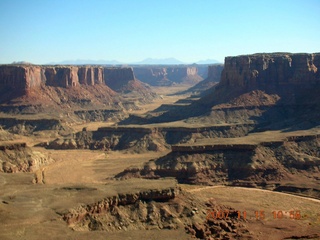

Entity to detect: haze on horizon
[0,0,319,65]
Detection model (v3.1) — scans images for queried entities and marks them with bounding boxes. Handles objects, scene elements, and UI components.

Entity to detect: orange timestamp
[206,209,302,220]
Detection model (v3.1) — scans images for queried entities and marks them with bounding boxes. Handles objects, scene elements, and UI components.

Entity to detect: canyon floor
[0,85,319,240]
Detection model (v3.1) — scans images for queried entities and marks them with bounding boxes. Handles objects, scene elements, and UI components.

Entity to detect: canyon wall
[207,64,224,83]
[103,67,136,91]
[220,53,320,91]
[180,64,224,94]
[133,66,204,86]
[0,65,137,95]
[0,65,45,94]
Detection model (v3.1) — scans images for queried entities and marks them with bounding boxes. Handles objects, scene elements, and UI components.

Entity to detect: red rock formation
[44,66,79,87]
[78,67,95,85]
[220,53,320,90]
[133,66,203,86]
[207,64,224,83]
[181,64,224,94]
[0,65,43,94]
[77,66,104,85]
[103,67,135,91]
[0,65,140,90]
[0,64,158,117]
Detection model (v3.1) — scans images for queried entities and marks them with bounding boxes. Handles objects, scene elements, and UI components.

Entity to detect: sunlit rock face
[0,65,143,97]
[220,53,320,91]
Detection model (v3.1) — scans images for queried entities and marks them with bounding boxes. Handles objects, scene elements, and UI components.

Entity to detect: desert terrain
[0,54,320,240]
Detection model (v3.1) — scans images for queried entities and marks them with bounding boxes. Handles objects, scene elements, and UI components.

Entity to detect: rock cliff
[116,134,320,198]
[219,53,320,95]
[0,65,44,96]
[0,65,139,90]
[138,53,320,127]
[45,124,253,152]
[133,66,204,86]
[178,64,224,94]
[0,65,155,108]
[44,66,105,87]
[0,142,53,173]
[103,67,136,91]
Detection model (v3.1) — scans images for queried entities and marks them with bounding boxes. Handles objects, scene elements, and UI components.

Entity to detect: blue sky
[0,0,319,64]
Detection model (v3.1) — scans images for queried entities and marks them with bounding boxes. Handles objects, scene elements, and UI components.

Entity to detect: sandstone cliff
[219,53,320,97]
[0,65,44,96]
[45,124,253,152]
[44,66,105,87]
[116,134,320,198]
[0,65,155,109]
[103,67,135,91]
[0,65,139,90]
[133,66,204,86]
[178,64,224,94]
[138,53,320,127]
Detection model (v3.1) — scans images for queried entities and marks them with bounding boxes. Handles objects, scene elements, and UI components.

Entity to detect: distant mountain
[134,58,185,65]
[45,58,221,66]
[47,59,122,65]
[195,59,221,64]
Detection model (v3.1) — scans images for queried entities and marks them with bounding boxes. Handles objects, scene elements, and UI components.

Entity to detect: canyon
[1,52,320,240]
[133,65,209,86]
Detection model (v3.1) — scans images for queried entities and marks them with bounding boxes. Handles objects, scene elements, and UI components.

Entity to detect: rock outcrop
[134,53,320,128]
[44,66,105,87]
[116,134,320,198]
[61,179,250,239]
[104,67,135,91]
[133,66,205,86]
[207,64,224,83]
[0,117,65,134]
[0,65,156,112]
[178,64,224,95]
[0,65,152,98]
[0,142,53,173]
[219,53,320,98]
[0,65,44,96]
[45,124,254,152]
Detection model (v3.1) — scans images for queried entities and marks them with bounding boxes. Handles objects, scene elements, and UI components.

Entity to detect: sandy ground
[33,148,170,185]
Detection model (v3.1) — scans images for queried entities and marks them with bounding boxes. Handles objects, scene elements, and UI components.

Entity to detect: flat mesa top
[175,128,320,147]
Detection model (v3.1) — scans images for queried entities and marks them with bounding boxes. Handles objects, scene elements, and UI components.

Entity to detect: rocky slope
[45,124,254,152]
[115,133,320,198]
[0,117,65,134]
[0,142,53,173]
[61,179,251,239]
[133,65,206,86]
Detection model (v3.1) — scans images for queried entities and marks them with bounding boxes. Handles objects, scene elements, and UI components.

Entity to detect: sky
[0,0,319,64]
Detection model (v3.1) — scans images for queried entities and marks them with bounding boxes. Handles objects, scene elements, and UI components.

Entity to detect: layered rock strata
[0,142,53,173]
[218,53,320,99]
[133,66,204,86]
[0,117,64,134]
[179,64,224,94]
[116,133,320,198]
[0,65,140,96]
[46,124,254,152]
[62,181,250,239]
[135,53,320,126]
